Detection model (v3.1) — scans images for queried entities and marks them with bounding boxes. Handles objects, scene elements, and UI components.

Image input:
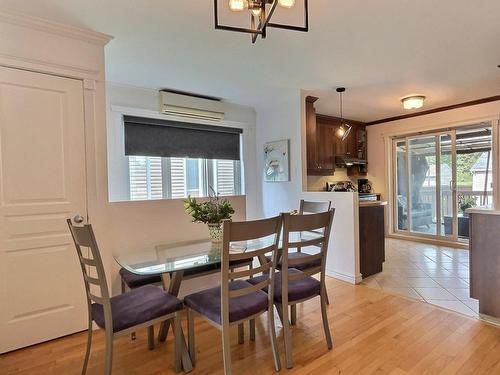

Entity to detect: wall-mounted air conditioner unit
[159,90,225,121]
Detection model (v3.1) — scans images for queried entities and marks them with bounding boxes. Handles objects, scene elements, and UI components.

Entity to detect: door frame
[0,10,112,352]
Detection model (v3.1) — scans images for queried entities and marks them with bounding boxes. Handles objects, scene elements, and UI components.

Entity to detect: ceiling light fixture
[401,95,426,110]
[335,87,352,142]
[214,0,309,44]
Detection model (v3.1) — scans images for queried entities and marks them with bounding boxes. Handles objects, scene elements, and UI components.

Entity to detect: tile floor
[361,238,479,318]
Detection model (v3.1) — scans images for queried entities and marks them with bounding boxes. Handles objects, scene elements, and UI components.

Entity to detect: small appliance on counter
[356,178,381,201]
[358,178,372,193]
[326,181,356,192]
[359,193,381,202]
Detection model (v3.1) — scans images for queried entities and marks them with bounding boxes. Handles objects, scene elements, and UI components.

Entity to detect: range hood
[335,155,367,167]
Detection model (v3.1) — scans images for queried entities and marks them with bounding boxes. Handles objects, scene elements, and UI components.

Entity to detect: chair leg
[81,315,93,375]
[281,303,293,369]
[325,289,330,305]
[147,325,155,350]
[222,327,232,375]
[104,328,113,375]
[187,308,196,366]
[173,312,182,373]
[320,290,333,350]
[238,323,244,344]
[249,319,256,342]
[290,305,297,326]
[268,307,281,372]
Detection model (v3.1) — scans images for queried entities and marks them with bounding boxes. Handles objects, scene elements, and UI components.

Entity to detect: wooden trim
[316,113,366,126]
[367,95,500,126]
[0,9,113,45]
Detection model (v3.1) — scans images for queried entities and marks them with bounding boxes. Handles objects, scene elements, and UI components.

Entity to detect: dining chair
[249,209,335,369]
[184,216,282,375]
[67,220,184,375]
[270,200,332,324]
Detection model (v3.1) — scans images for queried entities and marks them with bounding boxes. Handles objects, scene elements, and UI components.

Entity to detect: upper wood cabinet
[305,96,320,173]
[306,96,336,175]
[305,97,367,176]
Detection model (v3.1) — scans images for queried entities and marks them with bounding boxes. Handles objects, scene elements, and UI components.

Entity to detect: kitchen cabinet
[316,121,336,172]
[306,96,335,175]
[305,97,368,176]
[359,202,386,278]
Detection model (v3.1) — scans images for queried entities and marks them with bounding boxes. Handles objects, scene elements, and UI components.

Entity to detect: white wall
[256,91,303,216]
[366,100,500,233]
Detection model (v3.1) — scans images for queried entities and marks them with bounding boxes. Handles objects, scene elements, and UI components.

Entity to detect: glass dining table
[113,231,322,372]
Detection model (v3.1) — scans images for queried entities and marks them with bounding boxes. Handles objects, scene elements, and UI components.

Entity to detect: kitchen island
[467,207,500,322]
[301,192,387,284]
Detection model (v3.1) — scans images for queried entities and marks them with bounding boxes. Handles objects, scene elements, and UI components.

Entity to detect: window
[128,157,242,200]
[123,115,243,201]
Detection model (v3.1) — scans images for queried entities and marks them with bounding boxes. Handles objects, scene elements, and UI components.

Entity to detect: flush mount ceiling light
[335,87,352,142]
[401,95,426,110]
[215,0,309,44]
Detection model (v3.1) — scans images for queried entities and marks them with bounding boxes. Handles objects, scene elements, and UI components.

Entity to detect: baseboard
[479,313,500,327]
[326,268,362,285]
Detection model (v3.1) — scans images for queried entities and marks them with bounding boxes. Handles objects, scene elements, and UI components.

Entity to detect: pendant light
[215,0,309,44]
[335,87,352,141]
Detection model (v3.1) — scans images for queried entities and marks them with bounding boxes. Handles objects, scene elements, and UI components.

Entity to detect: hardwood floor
[1,278,499,375]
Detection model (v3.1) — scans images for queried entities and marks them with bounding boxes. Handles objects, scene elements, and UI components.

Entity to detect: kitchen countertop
[359,201,388,207]
[466,207,500,216]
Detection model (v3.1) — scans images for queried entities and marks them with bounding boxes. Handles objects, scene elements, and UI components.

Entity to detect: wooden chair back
[299,200,332,215]
[66,219,111,313]
[280,209,335,296]
[220,216,282,325]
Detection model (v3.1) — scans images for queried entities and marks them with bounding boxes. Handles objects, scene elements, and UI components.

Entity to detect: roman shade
[124,115,242,160]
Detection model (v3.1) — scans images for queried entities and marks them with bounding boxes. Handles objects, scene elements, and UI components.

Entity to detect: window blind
[129,156,163,200]
[214,160,236,196]
[124,115,242,161]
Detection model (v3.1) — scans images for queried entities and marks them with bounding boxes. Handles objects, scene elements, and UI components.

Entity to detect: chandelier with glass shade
[215,0,309,43]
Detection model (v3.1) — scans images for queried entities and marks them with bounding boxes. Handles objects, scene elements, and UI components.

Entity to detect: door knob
[73,215,85,224]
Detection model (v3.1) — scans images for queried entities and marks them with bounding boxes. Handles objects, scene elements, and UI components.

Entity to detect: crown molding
[0,8,113,46]
[367,95,500,126]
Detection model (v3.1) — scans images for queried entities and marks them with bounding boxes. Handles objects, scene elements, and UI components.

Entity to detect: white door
[0,67,88,353]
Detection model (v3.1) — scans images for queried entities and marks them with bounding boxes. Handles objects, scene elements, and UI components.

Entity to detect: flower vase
[207,223,223,243]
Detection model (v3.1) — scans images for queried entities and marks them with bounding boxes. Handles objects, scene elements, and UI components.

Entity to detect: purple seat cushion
[248,268,320,303]
[267,251,321,272]
[119,268,162,289]
[184,280,268,325]
[91,285,183,333]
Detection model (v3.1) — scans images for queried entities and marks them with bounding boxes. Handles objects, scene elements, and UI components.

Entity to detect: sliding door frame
[388,117,498,246]
[393,131,458,241]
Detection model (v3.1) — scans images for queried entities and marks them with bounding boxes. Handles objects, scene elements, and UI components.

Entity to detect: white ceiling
[2,0,499,122]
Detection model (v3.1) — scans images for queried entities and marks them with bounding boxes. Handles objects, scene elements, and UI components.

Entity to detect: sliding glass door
[393,122,493,242]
